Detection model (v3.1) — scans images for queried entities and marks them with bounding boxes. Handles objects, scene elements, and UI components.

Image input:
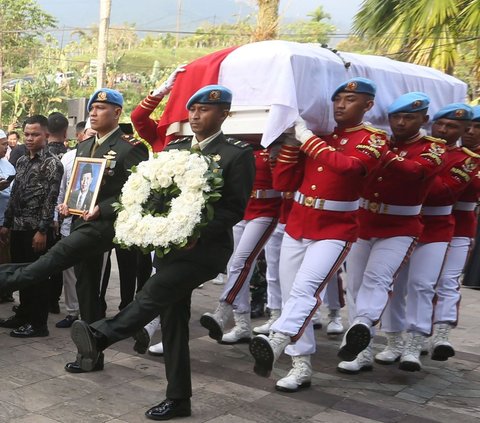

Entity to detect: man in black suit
[69,85,255,421]
[67,163,95,211]
[0,88,149,369]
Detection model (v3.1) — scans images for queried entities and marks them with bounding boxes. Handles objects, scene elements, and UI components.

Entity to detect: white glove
[294,116,315,144]
[151,65,186,97]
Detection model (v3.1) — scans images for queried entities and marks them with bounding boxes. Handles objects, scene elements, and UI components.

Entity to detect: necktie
[91,140,100,157]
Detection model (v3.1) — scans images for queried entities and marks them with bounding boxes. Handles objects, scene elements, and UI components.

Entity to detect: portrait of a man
[65,158,106,215]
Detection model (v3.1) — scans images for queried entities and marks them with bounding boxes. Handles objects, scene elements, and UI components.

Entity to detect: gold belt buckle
[369,202,379,213]
[304,196,315,207]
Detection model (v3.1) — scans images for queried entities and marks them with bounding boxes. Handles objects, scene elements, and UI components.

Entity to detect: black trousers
[10,229,53,328]
[116,248,152,310]
[0,223,113,324]
[91,243,229,400]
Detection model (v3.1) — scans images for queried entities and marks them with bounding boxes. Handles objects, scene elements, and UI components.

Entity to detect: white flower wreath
[114,149,223,257]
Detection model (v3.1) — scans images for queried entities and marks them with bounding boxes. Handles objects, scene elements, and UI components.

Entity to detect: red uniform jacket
[420,146,480,243]
[131,94,164,147]
[359,133,446,239]
[453,145,480,238]
[273,124,388,241]
[243,148,281,221]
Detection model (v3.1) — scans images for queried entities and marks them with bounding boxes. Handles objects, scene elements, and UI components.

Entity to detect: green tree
[0,0,56,123]
[352,0,479,75]
[281,6,334,43]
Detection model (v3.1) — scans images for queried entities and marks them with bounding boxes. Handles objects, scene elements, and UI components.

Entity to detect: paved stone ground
[0,258,479,423]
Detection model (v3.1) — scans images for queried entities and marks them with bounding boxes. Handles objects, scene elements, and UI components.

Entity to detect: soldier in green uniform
[68,85,255,421]
[0,88,149,371]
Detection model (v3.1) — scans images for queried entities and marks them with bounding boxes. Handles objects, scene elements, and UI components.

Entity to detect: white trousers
[434,237,472,325]
[220,217,277,313]
[350,237,416,326]
[264,222,285,310]
[406,241,450,334]
[271,234,351,356]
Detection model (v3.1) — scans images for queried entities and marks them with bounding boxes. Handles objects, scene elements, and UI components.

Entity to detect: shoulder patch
[424,135,446,144]
[462,147,480,159]
[226,137,251,149]
[364,125,387,135]
[121,134,143,146]
[167,136,191,146]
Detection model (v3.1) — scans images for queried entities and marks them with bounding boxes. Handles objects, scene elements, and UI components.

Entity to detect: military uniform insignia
[208,90,221,101]
[412,100,422,109]
[97,91,107,101]
[346,81,357,91]
[428,143,445,155]
[368,134,386,147]
[455,109,465,118]
[462,158,477,173]
[212,154,221,162]
[226,138,250,148]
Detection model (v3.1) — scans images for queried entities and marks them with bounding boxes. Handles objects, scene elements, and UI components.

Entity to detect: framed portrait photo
[65,157,107,216]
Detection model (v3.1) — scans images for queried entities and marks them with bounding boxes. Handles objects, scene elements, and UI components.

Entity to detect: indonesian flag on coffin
[158,40,467,150]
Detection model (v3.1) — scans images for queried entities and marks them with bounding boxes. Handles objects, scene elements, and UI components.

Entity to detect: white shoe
[211,274,225,285]
[249,332,290,378]
[221,312,252,344]
[326,309,344,335]
[133,316,160,354]
[399,332,425,372]
[275,355,312,392]
[338,320,371,361]
[431,323,455,361]
[148,341,164,356]
[200,302,233,341]
[337,345,373,374]
[253,309,281,335]
[375,332,404,364]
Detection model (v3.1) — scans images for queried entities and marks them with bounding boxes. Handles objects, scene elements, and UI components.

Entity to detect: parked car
[2,76,34,91]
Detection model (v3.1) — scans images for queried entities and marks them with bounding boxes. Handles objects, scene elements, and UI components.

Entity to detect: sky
[37,0,363,36]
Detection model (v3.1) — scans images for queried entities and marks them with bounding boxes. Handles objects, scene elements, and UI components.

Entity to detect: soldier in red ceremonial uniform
[337,92,447,373]
[253,158,345,337]
[130,66,185,148]
[429,104,479,362]
[248,77,387,392]
[200,146,281,344]
[375,102,477,372]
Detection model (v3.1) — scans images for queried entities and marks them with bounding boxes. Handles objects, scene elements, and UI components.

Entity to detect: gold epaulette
[364,125,387,135]
[424,135,446,144]
[226,137,251,149]
[462,147,480,159]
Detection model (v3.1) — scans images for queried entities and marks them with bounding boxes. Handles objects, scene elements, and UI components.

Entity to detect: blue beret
[331,77,376,101]
[87,88,124,111]
[433,103,473,121]
[186,85,232,109]
[471,105,480,122]
[387,92,430,115]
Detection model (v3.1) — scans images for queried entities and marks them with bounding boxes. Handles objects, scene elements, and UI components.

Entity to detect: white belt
[294,192,359,212]
[360,198,422,216]
[421,205,453,216]
[453,201,478,212]
[250,189,281,199]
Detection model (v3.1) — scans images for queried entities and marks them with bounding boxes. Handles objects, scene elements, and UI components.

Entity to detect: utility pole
[175,0,182,49]
[97,0,112,89]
